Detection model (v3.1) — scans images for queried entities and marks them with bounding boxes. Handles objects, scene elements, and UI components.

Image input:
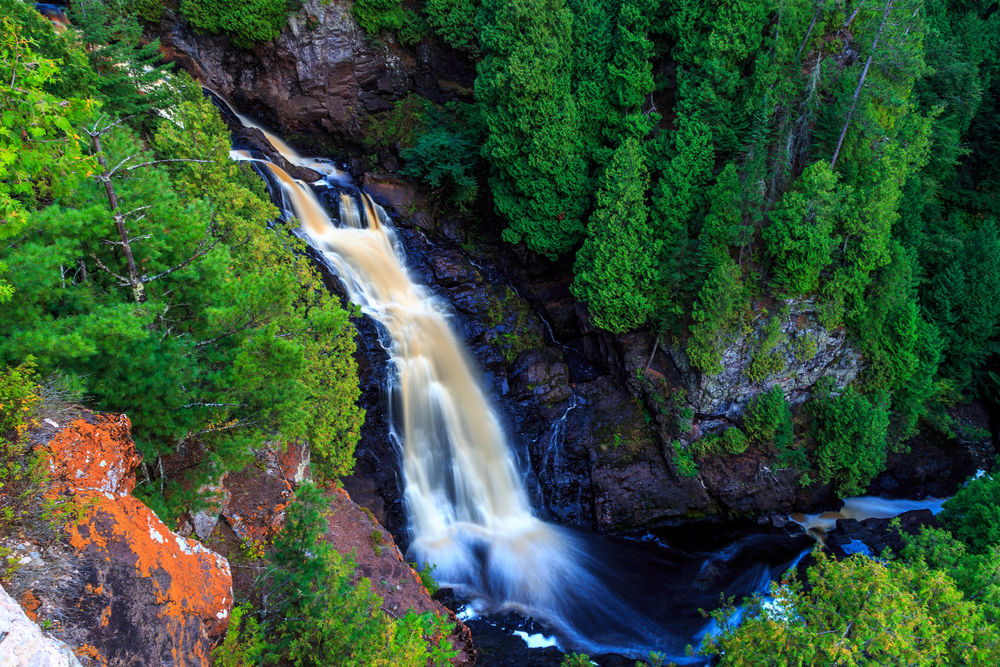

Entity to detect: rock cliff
[152,0,474,147]
[40,412,231,667]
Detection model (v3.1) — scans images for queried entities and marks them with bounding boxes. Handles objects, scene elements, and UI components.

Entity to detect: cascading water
[243,133,689,657]
[217,96,948,660]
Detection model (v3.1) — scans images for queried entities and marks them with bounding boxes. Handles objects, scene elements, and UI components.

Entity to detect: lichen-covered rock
[42,413,232,667]
[0,584,81,667]
[220,467,293,544]
[665,298,864,419]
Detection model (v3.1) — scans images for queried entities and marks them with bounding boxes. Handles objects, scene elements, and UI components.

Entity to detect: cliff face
[152,0,473,146]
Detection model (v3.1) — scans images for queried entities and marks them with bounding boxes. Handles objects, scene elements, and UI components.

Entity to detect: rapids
[216,98,951,661]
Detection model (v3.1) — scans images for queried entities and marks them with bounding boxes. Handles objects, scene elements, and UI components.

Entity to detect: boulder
[42,413,232,667]
[0,584,81,667]
[828,509,940,558]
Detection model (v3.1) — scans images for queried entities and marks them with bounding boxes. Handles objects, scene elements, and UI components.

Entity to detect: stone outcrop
[664,298,864,419]
[151,0,475,146]
[827,509,941,559]
[0,584,82,667]
[322,486,476,665]
[41,413,233,667]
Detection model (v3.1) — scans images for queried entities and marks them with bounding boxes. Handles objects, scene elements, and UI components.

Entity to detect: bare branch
[139,238,223,284]
[110,158,211,178]
[88,254,129,284]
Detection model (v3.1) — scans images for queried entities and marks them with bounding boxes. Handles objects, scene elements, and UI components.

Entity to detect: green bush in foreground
[212,483,458,667]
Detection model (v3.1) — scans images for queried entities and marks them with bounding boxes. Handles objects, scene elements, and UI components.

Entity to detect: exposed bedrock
[150,0,474,147]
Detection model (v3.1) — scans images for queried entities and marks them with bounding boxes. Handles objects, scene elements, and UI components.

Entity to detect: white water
[789,496,948,544]
[240,135,677,655]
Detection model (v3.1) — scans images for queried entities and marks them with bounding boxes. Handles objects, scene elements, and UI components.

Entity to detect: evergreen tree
[763,161,840,294]
[477,0,590,257]
[572,137,660,333]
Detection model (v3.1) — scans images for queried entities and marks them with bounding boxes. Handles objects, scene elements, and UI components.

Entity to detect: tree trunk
[91,134,146,303]
[830,0,895,170]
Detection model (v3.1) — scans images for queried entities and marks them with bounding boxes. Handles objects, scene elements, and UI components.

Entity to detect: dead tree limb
[831,0,895,170]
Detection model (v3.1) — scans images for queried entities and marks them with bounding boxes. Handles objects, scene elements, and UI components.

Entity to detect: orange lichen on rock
[44,413,141,498]
[66,495,232,635]
[19,590,40,622]
[41,412,232,667]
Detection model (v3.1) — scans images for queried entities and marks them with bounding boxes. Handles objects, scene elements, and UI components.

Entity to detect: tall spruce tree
[572,137,660,332]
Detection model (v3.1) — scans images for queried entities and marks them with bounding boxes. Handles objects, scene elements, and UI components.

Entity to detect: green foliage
[1,364,89,577]
[572,137,661,332]
[0,11,94,301]
[671,441,698,477]
[210,604,267,667]
[414,562,440,595]
[125,0,165,22]
[351,0,426,45]
[742,386,792,451]
[746,313,787,383]
[72,0,174,124]
[268,483,458,667]
[477,0,590,257]
[400,126,479,205]
[702,549,1000,665]
[425,0,479,52]
[561,654,592,667]
[0,31,364,521]
[809,384,890,497]
[764,161,840,294]
[181,0,303,49]
[692,427,749,458]
[940,474,1000,556]
[687,252,747,374]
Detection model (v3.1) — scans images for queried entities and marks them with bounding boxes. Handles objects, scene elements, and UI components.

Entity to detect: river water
[219,101,947,661]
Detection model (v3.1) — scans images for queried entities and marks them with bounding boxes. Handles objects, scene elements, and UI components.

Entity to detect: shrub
[939,474,1000,555]
[180,0,304,49]
[722,427,749,454]
[268,483,457,666]
[211,604,267,667]
[809,384,890,497]
[400,127,479,205]
[351,0,425,45]
[671,442,698,477]
[743,386,793,450]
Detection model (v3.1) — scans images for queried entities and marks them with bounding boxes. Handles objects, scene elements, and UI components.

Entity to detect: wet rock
[0,584,81,667]
[509,349,570,406]
[828,509,940,558]
[868,429,978,498]
[43,413,232,667]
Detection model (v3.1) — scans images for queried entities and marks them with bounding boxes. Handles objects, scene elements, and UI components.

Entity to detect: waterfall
[234,133,700,658]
